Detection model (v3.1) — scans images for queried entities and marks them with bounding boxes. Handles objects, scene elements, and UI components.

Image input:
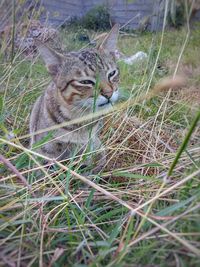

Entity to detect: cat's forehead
[69,48,115,71]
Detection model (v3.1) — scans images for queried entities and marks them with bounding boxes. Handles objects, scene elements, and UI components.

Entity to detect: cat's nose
[100,81,113,99]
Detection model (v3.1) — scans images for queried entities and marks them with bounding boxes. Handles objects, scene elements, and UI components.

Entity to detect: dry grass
[0,9,200,267]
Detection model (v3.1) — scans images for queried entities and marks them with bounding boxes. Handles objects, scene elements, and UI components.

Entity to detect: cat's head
[37,24,120,112]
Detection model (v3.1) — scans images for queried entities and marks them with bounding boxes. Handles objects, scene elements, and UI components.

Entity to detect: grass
[0,17,200,267]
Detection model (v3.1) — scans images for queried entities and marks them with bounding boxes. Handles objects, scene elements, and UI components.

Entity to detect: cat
[29,24,120,173]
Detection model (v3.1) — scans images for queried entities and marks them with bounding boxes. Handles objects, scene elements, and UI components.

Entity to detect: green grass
[0,21,200,267]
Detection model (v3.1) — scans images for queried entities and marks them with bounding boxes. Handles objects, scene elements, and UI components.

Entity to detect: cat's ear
[36,42,64,77]
[98,24,119,53]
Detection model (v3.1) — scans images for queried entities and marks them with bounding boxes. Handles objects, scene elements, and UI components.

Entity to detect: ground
[0,23,200,266]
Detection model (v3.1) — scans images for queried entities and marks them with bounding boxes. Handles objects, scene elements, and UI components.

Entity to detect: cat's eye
[108,70,116,80]
[79,80,95,86]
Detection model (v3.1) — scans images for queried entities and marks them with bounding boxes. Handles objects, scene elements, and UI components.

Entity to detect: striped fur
[30,25,120,170]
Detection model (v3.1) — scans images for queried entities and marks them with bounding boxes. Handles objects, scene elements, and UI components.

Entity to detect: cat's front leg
[91,137,107,174]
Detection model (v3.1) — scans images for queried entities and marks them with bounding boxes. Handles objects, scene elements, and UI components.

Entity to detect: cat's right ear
[36,42,64,77]
[98,24,119,54]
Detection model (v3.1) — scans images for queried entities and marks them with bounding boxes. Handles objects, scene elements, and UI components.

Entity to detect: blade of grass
[167,108,200,178]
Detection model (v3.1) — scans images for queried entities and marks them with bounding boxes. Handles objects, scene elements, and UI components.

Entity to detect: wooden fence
[41,0,164,31]
[1,0,200,32]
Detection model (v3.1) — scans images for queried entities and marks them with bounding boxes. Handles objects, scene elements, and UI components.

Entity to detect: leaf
[6,219,32,226]
[143,193,200,230]
[85,188,95,208]
[108,219,122,244]
[156,193,200,217]
[95,207,126,223]
[27,196,67,202]
[15,153,30,169]
[32,131,54,149]
[0,96,3,115]
[114,171,155,180]
[142,162,163,168]
[167,108,200,177]
[85,176,100,209]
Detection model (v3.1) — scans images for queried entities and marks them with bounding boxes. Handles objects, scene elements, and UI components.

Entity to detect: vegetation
[0,14,200,267]
[69,5,111,31]
[167,0,199,28]
[81,5,110,30]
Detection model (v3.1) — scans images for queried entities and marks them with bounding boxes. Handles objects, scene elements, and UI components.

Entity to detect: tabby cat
[29,24,120,172]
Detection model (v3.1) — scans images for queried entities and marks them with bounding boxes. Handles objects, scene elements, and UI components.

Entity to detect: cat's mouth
[98,100,112,107]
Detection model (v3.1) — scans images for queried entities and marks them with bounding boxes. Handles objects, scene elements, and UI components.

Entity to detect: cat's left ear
[98,24,119,54]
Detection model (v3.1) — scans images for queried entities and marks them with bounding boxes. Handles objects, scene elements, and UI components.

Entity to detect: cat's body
[30,25,120,171]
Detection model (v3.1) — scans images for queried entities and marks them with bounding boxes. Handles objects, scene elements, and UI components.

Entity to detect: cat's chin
[75,99,113,112]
